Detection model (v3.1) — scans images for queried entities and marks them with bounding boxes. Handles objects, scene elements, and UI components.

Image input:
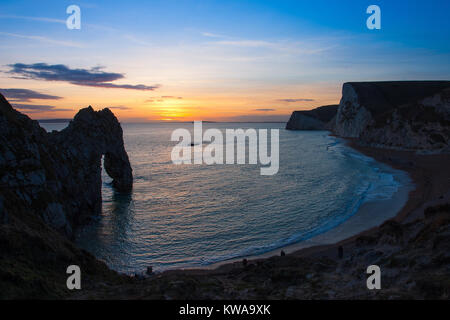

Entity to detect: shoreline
[189,138,415,271]
[186,140,450,275]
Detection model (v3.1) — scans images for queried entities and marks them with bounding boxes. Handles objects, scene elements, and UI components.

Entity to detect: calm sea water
[41,122,400,274]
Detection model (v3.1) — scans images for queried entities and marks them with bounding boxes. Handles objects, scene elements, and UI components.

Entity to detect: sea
[40,122,403,274]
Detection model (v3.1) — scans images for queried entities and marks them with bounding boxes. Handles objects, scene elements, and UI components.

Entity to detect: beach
[195,140,415,269]
[195,140,450,273]
[204,169,413,268]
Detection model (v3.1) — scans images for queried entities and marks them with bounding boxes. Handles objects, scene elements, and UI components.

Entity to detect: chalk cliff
[286,105,338,130]
[333,81,450,151]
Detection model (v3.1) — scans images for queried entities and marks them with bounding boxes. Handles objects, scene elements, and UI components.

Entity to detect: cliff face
[286,105,338,130]
[47,106,133,232]
[360,88,450,151]
[333,81,450,151]
[0,93,134,298]
[0,94,132,237]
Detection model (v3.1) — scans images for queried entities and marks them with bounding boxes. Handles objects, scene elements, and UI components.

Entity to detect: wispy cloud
[254,108,276,112]
[146,96,182,103]
[0,14,65,24]
[161,96,183,99]
[214,40,276,48]
[85,83,159,90]
[0,32,84,48]
[202,32,322,54]
[277,98,315,102]
[201,32,226,38]
[123,34,153,46]
[7,63,160,91]
[12,104,71,112]
[0,14,117,32]
[221,114,289,122]
[0,88,62,102]
[209,37,335,56]
[107,105,131,110]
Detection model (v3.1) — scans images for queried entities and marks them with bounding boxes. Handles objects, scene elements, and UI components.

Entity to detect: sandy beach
[193,145,411,269]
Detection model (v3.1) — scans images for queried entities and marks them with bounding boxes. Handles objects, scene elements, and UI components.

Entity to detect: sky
[0,0,449,122]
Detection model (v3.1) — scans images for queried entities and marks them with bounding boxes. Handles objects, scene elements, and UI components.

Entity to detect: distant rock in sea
[0,93,132,237]
[285,105,338,130]
[333,81,450,151]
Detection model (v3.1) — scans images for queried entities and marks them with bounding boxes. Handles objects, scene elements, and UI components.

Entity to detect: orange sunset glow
[1,74,341,122]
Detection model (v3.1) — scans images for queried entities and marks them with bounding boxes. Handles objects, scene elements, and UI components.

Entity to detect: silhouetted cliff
[0,94,133,298]
[286,105,338,130]
[0,94,132,237]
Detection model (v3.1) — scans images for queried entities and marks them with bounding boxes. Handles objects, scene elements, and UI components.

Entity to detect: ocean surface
[41,122,402,274]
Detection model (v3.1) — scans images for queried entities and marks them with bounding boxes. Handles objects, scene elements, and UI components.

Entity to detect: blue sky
[0,0,449,121]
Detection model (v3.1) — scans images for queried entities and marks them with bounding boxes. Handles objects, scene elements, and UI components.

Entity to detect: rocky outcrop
[0,93,132,237]
[286,105,338,130]
[333,81,450,151]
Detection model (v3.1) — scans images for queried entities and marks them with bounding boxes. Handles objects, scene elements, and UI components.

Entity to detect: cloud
[214,40,275,48]
[0,14,117,32]
[201,32,225,38]
[12,104,71,112]
[0,32,84,48]
[124,34,152,46]
[0,88,62,102]
[277,98,315,102]
[107,106,131,110]
[221,114,290,122]
[208,37,334,56]
[0,14,65,24]
[7,63,160,91]
[87,83,159,90]
[146,96,182,103]
[254,108,276,112]
[161,96,183,99]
